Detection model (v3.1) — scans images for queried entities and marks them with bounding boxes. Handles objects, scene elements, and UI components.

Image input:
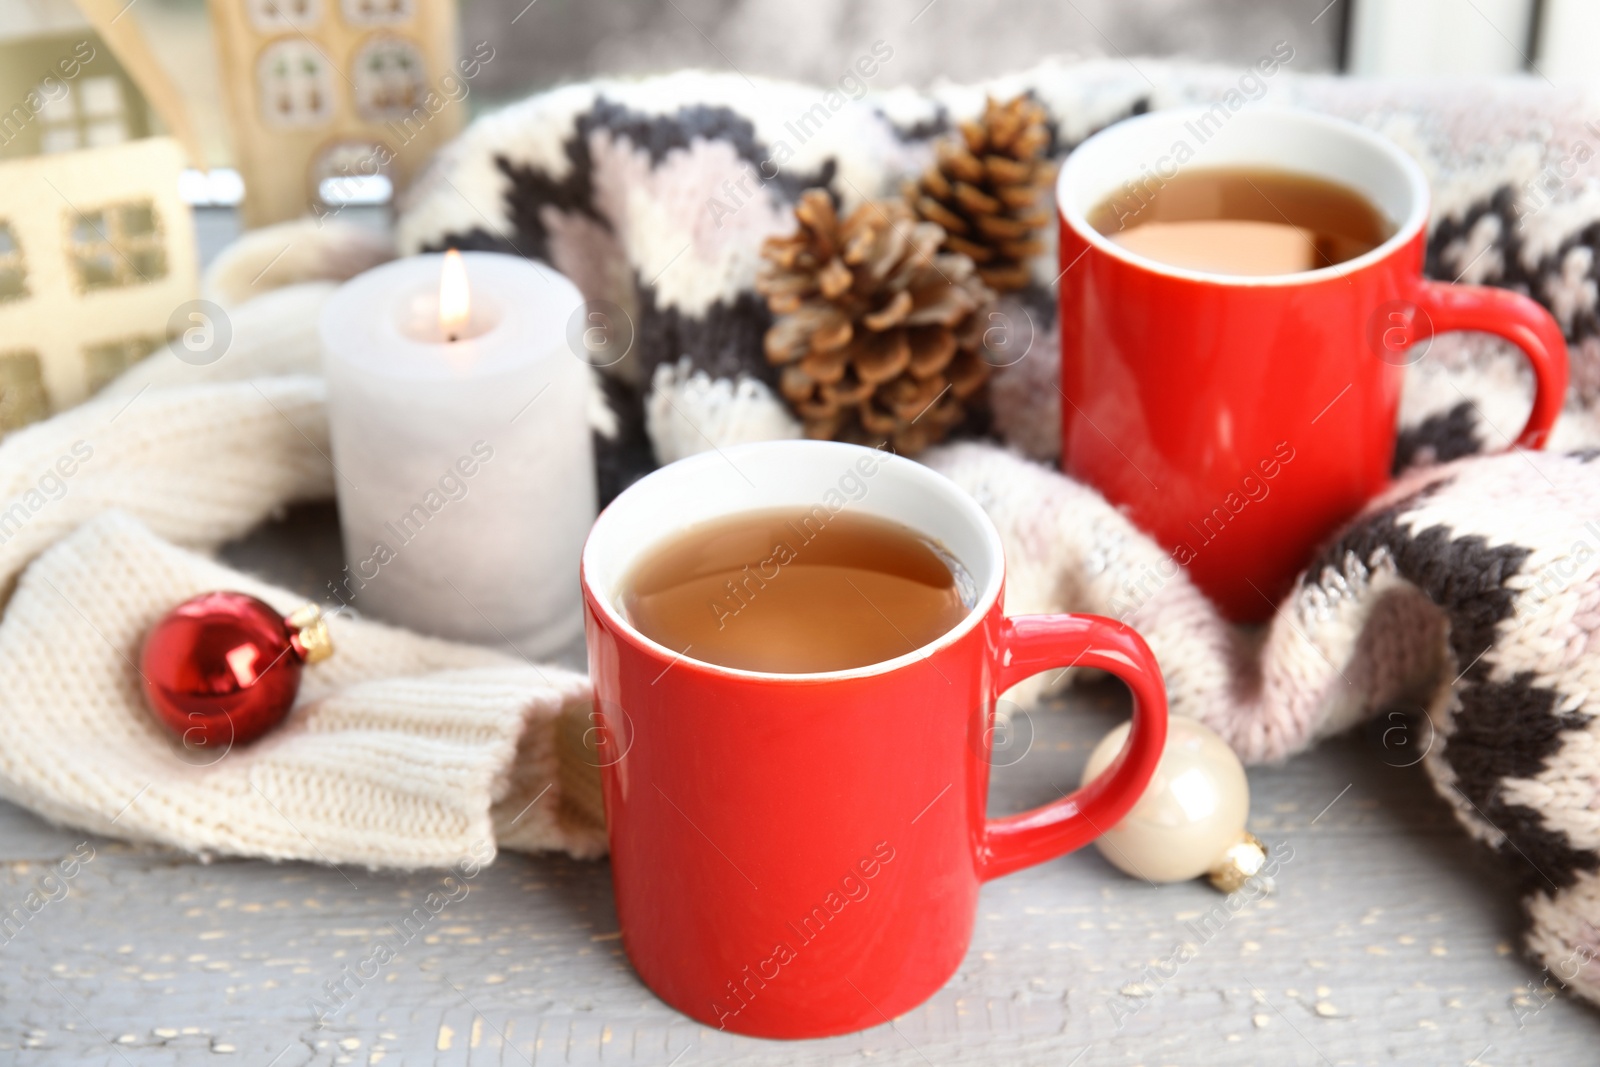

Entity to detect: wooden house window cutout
[80,76,129,146]
[0,223,27,302]
[246,0,322,33]
[258,39,335,128]
[340,0,413,27]
[37,88,79,153]
[38,75,130,154]
[352,35,425,121]
[84,333,164,392]
[68,200,167,292]
[0,350,50,432]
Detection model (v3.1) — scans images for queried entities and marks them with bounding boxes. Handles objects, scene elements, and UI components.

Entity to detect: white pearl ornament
[1082,716,1265,891]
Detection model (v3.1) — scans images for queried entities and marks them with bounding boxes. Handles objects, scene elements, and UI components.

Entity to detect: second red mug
[581,440,1169,1038]
[1056,108,1568,622]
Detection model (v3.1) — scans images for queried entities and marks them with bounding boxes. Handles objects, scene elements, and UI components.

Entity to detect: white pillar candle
[320,250,594,658]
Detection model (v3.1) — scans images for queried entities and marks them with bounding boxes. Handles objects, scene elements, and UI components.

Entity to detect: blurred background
[3,0,1587,426]
[3,0,1594,210]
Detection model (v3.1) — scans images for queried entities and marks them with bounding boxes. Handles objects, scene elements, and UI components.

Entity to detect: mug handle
[1410,280,1569,449]
[977,614,1169,882]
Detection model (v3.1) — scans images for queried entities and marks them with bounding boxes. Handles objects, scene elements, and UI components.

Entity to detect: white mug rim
[1056,105,1431,287]
[580,440,1006,683]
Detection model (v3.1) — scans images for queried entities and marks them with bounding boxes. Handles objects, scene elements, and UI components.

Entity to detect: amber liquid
[621,507,972,673]
[1089,167,1392,275]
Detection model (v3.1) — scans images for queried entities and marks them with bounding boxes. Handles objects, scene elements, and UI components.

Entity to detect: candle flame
[439,249,469,341]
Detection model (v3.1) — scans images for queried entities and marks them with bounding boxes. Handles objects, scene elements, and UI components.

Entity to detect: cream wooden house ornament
[0,139,198,430]
[0,0,200,433]
[207,0,464,228]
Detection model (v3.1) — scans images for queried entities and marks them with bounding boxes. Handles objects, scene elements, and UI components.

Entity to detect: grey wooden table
[2,501,1599,1066]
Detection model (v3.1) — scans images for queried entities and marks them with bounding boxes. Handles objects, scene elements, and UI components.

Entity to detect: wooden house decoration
[206,0,463,228]
[0,0,200,433]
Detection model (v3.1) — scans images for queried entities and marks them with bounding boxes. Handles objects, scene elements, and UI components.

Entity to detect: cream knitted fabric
[0,512,606,866]
[0,250,611,869]
[645,357,802,465]
[0,375,329,604]
[921,442,1583,764]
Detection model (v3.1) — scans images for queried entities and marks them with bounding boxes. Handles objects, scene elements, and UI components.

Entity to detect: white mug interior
[1056,106,1431,286]
[581,440,1005,680]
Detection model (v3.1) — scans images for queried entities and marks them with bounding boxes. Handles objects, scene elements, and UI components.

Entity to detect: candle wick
[447,332,459,343]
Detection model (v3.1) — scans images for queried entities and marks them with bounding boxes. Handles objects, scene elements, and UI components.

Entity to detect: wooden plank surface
[2,502,1599,1065]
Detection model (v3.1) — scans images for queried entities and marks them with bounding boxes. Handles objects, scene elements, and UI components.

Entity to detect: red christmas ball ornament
[140,592,333,751]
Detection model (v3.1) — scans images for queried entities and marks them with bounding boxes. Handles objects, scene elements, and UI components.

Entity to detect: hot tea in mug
[1089,167,1392,276]
[620,508,973,673]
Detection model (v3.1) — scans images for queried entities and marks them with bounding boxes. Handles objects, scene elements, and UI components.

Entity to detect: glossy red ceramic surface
[580,442,1168,1039]
[1056,110,1568,622]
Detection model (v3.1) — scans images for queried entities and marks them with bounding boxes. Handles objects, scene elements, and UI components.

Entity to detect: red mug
[580,440,1168,1038]
[1056,108,1568,622]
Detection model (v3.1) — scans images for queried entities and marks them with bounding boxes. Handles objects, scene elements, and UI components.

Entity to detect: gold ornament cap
[1207,831,1268,893]
[287,604,334,664]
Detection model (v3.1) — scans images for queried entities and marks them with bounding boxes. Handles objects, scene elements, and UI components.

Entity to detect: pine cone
[909,94,1056,293]
[757,190,994,455]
